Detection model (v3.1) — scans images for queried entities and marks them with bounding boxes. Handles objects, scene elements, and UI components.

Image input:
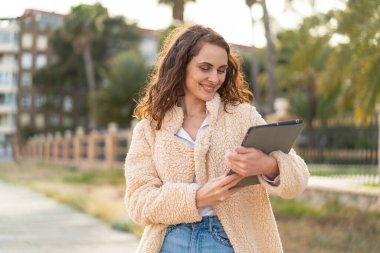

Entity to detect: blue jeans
[160,216,234,253]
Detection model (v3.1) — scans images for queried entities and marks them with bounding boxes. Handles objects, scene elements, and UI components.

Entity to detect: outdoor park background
[0,0,379,252]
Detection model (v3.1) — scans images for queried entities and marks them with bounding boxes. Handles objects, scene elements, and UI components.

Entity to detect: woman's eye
[200,67,210,71]
[218,69,227,74]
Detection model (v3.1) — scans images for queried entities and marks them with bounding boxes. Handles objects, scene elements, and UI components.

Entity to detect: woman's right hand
[195,172,245,208]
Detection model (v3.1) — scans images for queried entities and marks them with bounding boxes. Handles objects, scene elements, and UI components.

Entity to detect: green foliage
[276,13,336,127]
[271,196,322,218]
[156,23,178,52]
[111,217,144,238]
[90,50,150,127]
[33,3,142,130]
[19,125,38,140]
[320,0,380,121]
[63,169,125,185]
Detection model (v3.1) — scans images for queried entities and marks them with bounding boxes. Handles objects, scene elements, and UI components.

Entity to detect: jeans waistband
[193,215,220,230]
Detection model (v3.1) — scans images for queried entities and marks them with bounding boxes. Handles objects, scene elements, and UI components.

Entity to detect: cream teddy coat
[124,93,309,253]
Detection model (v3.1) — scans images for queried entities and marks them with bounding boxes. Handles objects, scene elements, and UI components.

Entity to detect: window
[20,94,32,108]
[50,95,60,107]
[21,72,32,87]
[35,94,46,108]
[2,94,16,106]
[49,114,59,126]
[22,33,33,49]
[21,53,33,69]
[63,96,72,112]
[38,15,63,32]
[36,54,47,69]
[22,18,33,30]
[36,35,48,51]
[0,31,11,44]
[0,114,8,126]
[35,113,45,129]
[19,113,31,126]
[0,72,17,86]
[63,117,72,127]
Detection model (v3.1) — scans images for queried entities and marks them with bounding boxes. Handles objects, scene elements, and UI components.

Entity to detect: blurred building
[139,28,159,66]
[17,9,64,136]
[0,18,19,159]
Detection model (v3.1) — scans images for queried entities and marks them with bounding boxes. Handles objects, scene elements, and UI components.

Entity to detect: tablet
[229,119,304,187]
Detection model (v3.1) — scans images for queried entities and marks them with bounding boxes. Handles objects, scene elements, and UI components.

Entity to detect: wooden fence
[23,123,132,169]
[24,123,378,168]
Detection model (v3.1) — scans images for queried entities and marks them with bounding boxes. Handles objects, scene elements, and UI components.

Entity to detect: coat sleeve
[248,106,310,199]
[124,121,202,226]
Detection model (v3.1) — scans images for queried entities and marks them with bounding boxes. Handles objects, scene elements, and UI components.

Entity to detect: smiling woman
[124,24,309,253]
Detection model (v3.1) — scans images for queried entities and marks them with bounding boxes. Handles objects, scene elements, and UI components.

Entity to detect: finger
[227,185,246,195]
[222,175,244,190]
[219,173,243,186]
[235,146,257,154]
[225,153,242,162]
[228,160,247,174]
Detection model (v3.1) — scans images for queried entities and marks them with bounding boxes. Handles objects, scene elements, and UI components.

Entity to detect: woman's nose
[208,71,219,83]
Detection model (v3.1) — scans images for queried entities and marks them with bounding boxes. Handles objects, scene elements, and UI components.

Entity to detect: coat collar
[160,93,221,134]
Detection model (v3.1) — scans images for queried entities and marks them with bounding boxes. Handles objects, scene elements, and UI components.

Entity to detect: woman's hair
[134,24,252,130]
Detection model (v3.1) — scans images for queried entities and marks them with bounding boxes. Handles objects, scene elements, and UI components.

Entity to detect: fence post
[376,104,380,186]
[88,130,99,165]
[105,123,118,168]
[45,133,53,161]
[74,127,85,165]
[53,132,62,162]
[63,130,72,164]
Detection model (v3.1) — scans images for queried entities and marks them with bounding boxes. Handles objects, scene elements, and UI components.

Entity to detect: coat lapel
[159,94,222,185]
[194,94,221,184]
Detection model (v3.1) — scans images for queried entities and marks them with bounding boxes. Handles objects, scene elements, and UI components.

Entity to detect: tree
[158,0,196,22]
[34,3,142,130]
[244,0,276,113]
[245,0,261,108]
[321,0,380,123]
[63,4,108,128]
[276,14,335,128]
[90,50,150,127]
[260,0,276,114]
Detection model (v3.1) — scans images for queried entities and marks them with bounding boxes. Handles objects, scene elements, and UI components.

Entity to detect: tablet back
[242,119,304,154]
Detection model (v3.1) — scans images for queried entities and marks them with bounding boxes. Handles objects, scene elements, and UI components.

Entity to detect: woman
[124,24,309,253]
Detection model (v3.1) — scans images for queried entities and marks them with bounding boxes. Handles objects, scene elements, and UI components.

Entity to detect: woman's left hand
[225,146,279,179]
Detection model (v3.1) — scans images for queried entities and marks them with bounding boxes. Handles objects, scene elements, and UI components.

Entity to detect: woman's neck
[178,97,206,118]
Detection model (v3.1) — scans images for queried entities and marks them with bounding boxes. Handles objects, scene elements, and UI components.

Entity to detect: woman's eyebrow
[197,62,228,68]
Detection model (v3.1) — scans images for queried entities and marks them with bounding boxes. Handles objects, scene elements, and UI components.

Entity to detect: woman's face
[184,43,228,103]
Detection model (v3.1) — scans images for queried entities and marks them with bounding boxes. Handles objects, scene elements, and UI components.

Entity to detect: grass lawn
[0,161,379,253]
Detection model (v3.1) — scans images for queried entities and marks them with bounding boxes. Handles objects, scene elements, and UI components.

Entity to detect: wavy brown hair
[134,24,252,130]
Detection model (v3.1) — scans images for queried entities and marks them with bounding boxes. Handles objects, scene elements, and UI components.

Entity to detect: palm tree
[244,0,276,113]
[245,0,261,108]
[260,0,276,114]
[63,4,108,129]
[158,0,195,22]
[322,0,380,122]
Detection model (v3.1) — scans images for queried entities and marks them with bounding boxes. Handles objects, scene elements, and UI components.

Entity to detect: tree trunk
[376,104,380,196]
[173,2,184,22]
[82,47,97,129]
[261,0,276,114]
[249,15,261,108]
[306,75,317,129]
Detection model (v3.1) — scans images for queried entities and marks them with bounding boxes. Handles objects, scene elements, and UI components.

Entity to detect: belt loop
[209,216,213,232]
